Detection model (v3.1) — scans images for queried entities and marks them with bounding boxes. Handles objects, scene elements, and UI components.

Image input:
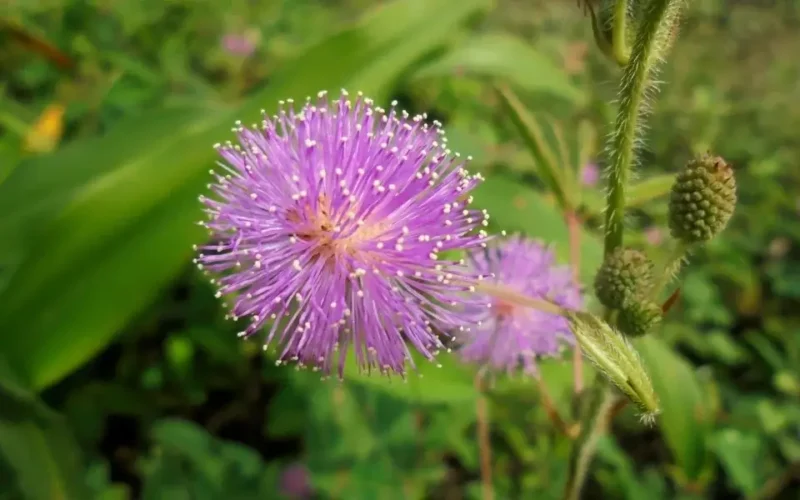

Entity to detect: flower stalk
[651,239,690,299]
[566,0,687,498]
[603,0,685,255]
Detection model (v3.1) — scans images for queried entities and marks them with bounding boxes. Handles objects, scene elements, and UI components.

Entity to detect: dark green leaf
[636,337,714,484]
[0,358,90,500]
[495,84,569,209]
[708,429,767,496]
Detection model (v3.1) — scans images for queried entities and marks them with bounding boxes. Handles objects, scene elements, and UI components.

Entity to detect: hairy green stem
[565,1,685,499]
[603,0,684,255]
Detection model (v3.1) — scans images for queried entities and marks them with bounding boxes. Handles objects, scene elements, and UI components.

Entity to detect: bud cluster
[618,300,662,338]
[594,248,653,309]
[594,247,662,337]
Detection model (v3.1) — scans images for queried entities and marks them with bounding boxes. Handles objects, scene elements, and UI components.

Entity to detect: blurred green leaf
[0,0,492,390]
[583,174,675,213]
[495,84,570,209]
[142,419,279,499]
[708,429,766,496]
[637,337,714,484]
[626,174,675,207]
[344,350,477,404]
[595,436,668,500]
[681,272,733,326]
[166,334,195,378]
[774,371,800,397]
[413,33,582,103]
[305,382,451,498]
[744,332,786,372]
[0,358,90,500]
[473,172,603,282]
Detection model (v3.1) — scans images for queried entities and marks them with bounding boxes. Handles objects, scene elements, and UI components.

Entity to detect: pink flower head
[457,236,582,375]
[196,90,492,377]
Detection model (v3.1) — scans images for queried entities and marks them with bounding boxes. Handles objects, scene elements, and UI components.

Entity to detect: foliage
[1,0,799,498]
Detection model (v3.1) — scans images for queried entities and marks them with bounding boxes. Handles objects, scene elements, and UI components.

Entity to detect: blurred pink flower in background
[644,226,664,246]
[279,463,313,499]
[768,237,791,259]
[580,162,600,187]
[221,32,257,57]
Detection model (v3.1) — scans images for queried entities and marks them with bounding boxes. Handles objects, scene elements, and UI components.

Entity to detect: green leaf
[636,337,714,484]
[343,350,477,405]
[626,174,675,207]
[141,419,278,499]
[304,382,452,498]
[0,0,492,390]
[583,174,675,213]
[495,84,570,210]
[0,358,90,500]
[413,33,583,103]
[472,172,603,283]
[708,429,767,496]
[595,436,669,500]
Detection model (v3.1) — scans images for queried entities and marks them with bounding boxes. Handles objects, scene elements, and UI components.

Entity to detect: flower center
[493,299,516,318]
[287,196,388,262]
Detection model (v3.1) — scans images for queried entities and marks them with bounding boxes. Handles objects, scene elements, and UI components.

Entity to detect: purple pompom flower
[457,236,582,375]
[195,90,491,376]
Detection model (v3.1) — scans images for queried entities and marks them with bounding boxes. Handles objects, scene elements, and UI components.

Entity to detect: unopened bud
[567,311,660,424]
[618,300,662,337]
[594,248,654,309]
[668,153,736,244]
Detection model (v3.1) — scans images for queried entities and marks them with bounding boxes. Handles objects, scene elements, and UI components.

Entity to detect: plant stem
[563,377,616,500]
[473,281,566,315]
[651,240,689,299]
[475,374,494,500]
[612,0,631,65]
[566,1,685,498]
[566,210,585,395]
[603,0,682,255]
[535,373,574,438]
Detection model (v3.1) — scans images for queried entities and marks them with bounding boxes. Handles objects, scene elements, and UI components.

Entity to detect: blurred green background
[1,0,799,498]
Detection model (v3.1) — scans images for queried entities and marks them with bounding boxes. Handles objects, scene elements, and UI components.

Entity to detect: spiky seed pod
[594,248,654,309]
[618,300,663,337]
[668,154,736,244]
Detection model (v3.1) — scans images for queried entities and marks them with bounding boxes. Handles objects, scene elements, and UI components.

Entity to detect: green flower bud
[567,310,660,424]
[668,154,736,244]
[594,248,654,309]
[618,300,662,337]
